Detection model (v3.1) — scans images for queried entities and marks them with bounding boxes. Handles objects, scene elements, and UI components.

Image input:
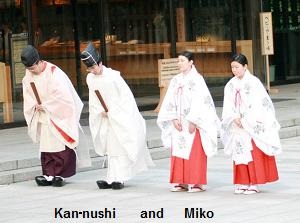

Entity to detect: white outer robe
[22,62,91,168]
[157,65,220,159]
[220,70,282,164]
[87,66,154,183]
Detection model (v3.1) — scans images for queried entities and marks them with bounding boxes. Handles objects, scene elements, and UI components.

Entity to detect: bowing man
[21,45,90,187]
[81,42,154,190]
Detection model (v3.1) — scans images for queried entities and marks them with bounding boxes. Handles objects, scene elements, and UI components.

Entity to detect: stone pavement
[0,135,299,223]
[0,83,300,222]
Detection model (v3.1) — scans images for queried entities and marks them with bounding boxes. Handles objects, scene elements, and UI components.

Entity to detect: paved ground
[0,135,299,223]
[0,83,300,222]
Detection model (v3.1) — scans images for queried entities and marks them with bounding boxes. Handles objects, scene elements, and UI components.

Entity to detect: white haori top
[220,70,282,164]
[87,66,154,170]
[157,65,220,159]
[30,73,65,152]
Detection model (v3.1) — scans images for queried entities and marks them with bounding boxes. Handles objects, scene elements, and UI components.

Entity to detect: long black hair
[179,51,194,61]
[232,53,248,66]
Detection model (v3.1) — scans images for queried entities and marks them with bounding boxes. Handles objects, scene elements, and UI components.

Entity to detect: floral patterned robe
[157,65,220,159]
[220,70,282,164]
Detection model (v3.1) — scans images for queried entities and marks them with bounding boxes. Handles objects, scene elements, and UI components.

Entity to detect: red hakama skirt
[234,140,279,185]
[170,129,207,185]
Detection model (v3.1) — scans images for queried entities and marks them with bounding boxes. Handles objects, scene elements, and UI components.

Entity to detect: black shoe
[111,182,124,190]
[96,180,112,189]
[52,176,65,187]
[35,176,52,186]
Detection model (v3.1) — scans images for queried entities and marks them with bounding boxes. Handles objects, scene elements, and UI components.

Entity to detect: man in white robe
[21,45,90,187]
[81,42,154,190]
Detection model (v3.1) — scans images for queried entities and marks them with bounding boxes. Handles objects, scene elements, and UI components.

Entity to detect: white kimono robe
[87,66,154,183]
[220,70,282,164]
[22,62,91,168]
[157,65,220,159]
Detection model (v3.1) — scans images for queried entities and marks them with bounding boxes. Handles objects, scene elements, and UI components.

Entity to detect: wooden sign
[158,58,179,87]
[10,33,28,88]
[260,12,274,55]
[155,58,180,112]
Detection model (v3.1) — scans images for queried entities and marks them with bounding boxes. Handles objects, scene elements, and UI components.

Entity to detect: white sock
[248,185,258,190]
[56,176,65,181]
[44,175,53,181]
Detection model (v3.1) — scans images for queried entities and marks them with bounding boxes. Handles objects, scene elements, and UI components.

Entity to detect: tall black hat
[80,42,101,67]
[21,45,40,67]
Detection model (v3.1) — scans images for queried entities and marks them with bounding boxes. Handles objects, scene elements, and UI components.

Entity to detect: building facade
[0,0,299,127]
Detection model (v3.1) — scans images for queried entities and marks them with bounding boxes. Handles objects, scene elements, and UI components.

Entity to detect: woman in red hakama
[221,54,281,195]
[233,140,279,194]
[157,51,219,193]
[170,129,207,192]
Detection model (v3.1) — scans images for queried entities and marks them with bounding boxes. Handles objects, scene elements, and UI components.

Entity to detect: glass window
[33,0,78,87]
[175,0,233,87]
[263,0,300,82]
[104,0,170,98]
[174,0,253,87]
[0,0,28,124]
[76,0,101,99]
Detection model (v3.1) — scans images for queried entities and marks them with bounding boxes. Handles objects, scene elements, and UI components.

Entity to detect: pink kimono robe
[22,61,87,177]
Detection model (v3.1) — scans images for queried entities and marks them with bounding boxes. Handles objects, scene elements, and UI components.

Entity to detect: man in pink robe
[21,45,85,187]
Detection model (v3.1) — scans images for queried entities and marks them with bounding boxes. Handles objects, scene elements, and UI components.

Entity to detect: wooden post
[260,12,278,94]
[265,55,270,93]
[237,40,253,73]
[0,63,13,123]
